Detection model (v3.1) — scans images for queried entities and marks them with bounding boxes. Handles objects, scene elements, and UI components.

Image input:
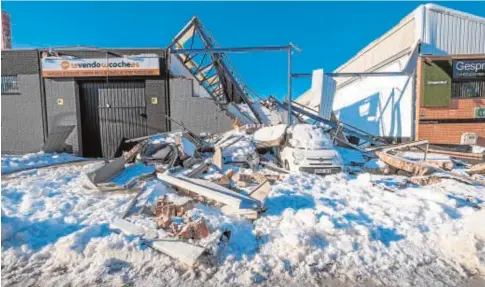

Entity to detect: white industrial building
[296,3,485,142]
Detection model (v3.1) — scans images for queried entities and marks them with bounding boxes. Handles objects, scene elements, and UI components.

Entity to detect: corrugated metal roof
[334,3,485,74]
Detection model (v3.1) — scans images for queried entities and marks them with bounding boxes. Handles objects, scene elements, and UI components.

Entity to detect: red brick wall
[419,122,485,145]
[420,98,485,120]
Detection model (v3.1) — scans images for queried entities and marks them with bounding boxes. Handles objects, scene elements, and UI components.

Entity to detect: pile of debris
[364,140,485,187]
[81,121,296,266]
[80,119,484,267]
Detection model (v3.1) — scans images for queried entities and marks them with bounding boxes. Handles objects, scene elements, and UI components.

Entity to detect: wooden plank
[375,152,435,176]
[467,162,485,175]
[158,173,259,208]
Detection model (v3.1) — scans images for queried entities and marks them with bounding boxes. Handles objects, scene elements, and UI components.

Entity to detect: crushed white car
[276,124,343,175]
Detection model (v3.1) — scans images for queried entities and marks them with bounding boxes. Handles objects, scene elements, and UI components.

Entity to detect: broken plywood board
[158,173,260,209]
[467,162,485,175]
[375,152,435,176]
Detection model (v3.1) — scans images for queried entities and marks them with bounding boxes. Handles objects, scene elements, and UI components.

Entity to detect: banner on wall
[41,56,160,77]
[452,59,485,80]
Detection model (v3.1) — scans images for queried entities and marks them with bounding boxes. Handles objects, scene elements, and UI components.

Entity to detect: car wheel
[284,160,290,171]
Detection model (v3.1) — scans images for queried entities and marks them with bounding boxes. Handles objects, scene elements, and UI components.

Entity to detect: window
[1,75,19,94]
[452,80,485,99]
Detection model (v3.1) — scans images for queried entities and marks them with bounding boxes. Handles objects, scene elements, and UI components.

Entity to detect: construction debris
[121,185,146,219]
[89,123,483,268]
[177,217,210,240]
[158,173,261,209]
[248,180,271,202]
[110,218,205,266]
[363,159,397,175]
[253,124,287,148]
[466,162,485,175]
[427,148,485,161]
[407,176,443,186]
[375,151,435,176]
[212,145,223,170]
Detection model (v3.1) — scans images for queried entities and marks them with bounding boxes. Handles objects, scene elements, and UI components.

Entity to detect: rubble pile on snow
[2,123,485,286]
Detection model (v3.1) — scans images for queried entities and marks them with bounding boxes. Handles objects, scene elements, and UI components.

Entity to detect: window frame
[1,75,20,95]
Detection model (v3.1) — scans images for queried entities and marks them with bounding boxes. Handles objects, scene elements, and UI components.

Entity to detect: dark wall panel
[44,78,80,154]
[1,74,45,154]
[169,77,233,135]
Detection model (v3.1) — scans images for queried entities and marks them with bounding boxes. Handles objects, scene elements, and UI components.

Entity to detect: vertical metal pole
[424,143,429,162]
[287,45,292,125]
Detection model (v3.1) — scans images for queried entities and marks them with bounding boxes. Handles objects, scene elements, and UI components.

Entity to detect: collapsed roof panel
[169,16,266,125]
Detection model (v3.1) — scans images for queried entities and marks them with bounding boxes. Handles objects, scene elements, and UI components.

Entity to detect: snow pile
[219,131,259,167]
[287,124,332,149]
[253,124,287,143]
[1,152,84,174]
[364,158,386,169]
[2,154,485,286]
[472,145,485,154]
[402,151,451,161]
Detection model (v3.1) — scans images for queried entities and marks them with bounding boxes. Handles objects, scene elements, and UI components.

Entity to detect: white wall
[332,55,414,139]
[330,4,485,140]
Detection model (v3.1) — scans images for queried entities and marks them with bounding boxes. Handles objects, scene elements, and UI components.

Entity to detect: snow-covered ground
[2,152,485,286]
[1,152,84,175]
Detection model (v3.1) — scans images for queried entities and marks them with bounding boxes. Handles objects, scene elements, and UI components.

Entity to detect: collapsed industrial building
[2,2,485,276]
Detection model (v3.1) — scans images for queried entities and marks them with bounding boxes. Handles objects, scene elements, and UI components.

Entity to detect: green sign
[476,107,485,118]
[422,60,452,107]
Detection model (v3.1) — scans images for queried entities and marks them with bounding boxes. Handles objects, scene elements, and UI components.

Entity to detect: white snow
[179,137,196,157]
[472,145,485,154]
[2,153,485,286]
[253,124,287,143]
[402,151,451,161]
[219,131,259,168]
[364,158,386,169]
[287,124,333,149]
[1,152,84,174]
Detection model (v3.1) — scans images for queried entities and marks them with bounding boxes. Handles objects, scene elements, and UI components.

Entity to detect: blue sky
[3,1,485,98]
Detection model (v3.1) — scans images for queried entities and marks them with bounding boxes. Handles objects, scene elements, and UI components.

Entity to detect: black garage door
[80,81,148,158]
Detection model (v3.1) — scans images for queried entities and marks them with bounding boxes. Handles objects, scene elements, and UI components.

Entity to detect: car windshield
[287,124,332,149]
